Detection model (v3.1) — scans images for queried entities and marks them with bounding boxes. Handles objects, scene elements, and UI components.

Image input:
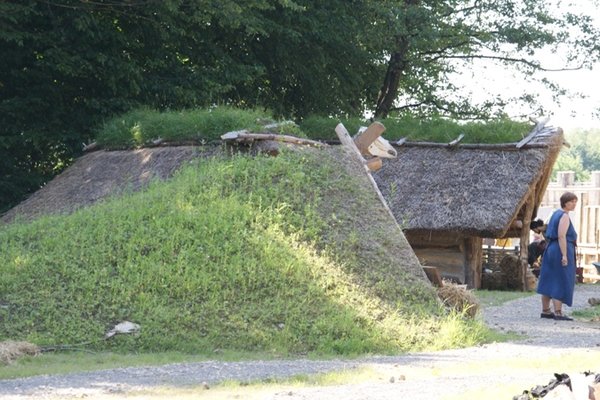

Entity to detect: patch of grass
[0,351,196,380]
[0,148,495,359]
[299,114,530,143]
[0,349,282,380]
[572,304,600,321]
[95,106,274,149]
[473,290,535,307]
[94,106,531,150]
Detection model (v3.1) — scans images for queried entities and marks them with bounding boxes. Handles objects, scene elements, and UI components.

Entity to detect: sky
[504,62,599,131]
[529,0,600,131]
[453,0,600,132]
[541,66,600,131]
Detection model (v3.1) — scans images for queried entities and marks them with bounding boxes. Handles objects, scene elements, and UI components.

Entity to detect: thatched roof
[373,123,564,238]
[1,146,211,224]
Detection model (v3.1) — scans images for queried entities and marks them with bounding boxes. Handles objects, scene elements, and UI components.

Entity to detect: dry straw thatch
[1,146,213,224]
[0,341,40,365]
[437,282,480,318]
[373,125,564,238]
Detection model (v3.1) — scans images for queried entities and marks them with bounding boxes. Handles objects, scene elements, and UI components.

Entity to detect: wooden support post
[464,237,483,289]
[422,266,444,287]
[520,192,536,291]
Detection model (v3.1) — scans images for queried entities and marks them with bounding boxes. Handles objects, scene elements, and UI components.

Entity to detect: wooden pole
[221,131,326,147]
[334,123,398,225]
[520,192,536,291]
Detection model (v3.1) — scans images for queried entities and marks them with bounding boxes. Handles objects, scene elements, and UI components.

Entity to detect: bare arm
[558,213,570,266]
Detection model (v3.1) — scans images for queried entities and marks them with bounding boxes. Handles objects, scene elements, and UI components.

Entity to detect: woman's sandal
[540,308,555,319]
[553,310,573,321]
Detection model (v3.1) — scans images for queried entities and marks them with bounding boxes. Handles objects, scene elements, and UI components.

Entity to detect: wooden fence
[482,246,520,272]
[540,171,600,280]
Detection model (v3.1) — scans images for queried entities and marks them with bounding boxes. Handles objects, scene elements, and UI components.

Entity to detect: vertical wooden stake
[520,192,536,291]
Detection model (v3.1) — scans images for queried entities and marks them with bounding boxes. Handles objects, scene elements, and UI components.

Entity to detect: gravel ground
[2,284,600,399]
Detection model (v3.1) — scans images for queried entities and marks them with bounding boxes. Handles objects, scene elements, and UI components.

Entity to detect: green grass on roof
[94,107,532,150]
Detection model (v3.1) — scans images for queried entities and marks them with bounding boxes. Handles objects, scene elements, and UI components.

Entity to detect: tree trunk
[374,43,410,119]
[374,0,421,119]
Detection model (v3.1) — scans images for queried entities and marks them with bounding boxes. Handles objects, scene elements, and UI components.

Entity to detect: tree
[569,129,600,172]
[552,152,589,182]
[372,0,600,119]
[2,0,600,213]
[557,128,600,177]
[0,0,314,212]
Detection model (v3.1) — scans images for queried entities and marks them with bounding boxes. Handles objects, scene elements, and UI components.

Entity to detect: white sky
[543,67,600,131]
[452,0,600,131]
[532,0,600,131]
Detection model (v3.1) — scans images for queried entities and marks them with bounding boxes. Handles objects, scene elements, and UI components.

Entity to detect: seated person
[530,218,546,237]
[528,239,546,276]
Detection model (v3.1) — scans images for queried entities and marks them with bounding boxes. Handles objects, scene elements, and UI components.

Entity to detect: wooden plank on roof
[335,123,398,224]
[448,133,464,147]
[221,131,325,147]
[516,116,550,148]
[354,121,386,156]
[519,192,536,291]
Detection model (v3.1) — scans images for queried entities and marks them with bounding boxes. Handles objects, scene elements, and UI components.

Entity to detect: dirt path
[1,285,600,400]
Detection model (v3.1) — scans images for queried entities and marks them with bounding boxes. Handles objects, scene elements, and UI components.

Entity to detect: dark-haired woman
[537,191,578,321]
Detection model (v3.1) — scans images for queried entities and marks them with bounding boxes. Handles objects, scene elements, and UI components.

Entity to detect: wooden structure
[540,170,600,282]
[422,266,444,287]
[373,119,566,288]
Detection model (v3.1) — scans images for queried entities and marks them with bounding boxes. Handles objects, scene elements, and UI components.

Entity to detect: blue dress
[536,210,577,306]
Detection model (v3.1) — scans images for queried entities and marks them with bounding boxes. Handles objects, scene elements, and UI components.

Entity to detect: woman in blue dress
[537,191,578,321]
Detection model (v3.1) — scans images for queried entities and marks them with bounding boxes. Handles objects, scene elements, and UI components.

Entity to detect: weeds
[95,106,273,149]
[299,114,529,143]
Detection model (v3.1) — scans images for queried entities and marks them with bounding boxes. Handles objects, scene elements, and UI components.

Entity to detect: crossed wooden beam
[336,121,397,172]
